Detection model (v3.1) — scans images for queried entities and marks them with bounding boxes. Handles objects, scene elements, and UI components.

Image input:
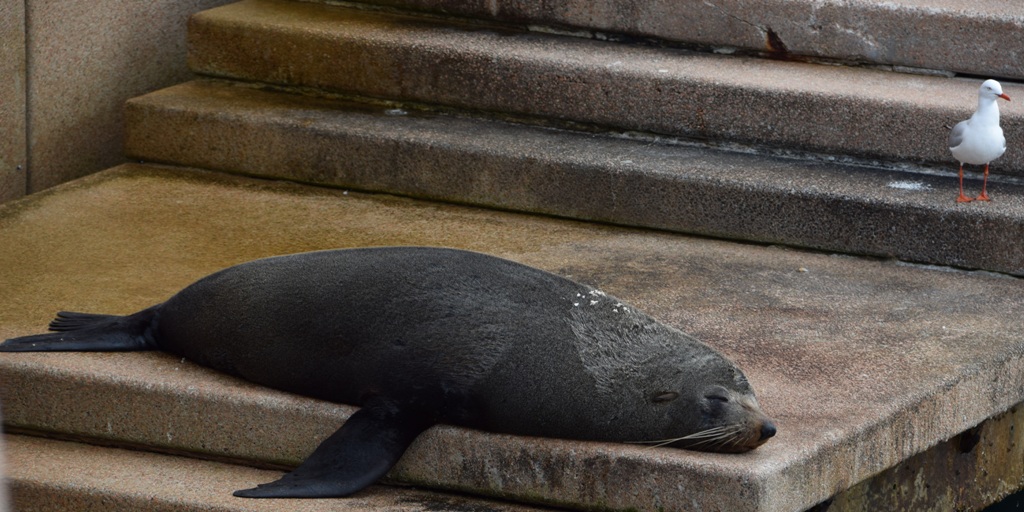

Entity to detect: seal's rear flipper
[0,309,157,352]
[47,311,122,331]
[233,398,435,499]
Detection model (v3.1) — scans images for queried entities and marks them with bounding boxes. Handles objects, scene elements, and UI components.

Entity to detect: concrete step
[3,435,554,511]
[126,80,1024,276]
[345,0,1024,80]
[3,164,1024,511]
[186,0,1024,177]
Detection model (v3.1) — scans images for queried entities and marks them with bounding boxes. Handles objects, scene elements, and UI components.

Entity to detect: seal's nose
[760,420,777,440]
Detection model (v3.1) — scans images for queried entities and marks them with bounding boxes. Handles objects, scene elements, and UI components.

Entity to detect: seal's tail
[0,308,158,352]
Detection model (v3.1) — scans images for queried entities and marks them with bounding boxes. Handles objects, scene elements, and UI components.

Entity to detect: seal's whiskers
[628,425,746,449]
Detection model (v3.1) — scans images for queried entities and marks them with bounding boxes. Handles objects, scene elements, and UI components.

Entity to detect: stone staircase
[126,0,1024,275]
[3,1,1024,511]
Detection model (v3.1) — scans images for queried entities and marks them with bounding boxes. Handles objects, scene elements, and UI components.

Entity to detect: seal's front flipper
[233,397,435,498]
[0,309,158,352]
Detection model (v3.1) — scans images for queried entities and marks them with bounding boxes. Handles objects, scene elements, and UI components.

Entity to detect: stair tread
[2,164,1024,511]
[186,0,1024,175]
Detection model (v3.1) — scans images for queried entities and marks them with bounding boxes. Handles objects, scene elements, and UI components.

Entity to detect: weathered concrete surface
[24,0,235,193]
[352,0,1024,80]
[187,0,1024,176]
[5,435,555,512]
[828,405,1024,511]
[2,165,1024,511]
[127,80,1024,276]
[0,0,26,203]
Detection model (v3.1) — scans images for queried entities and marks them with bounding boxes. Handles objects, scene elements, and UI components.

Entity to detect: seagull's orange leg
[957,164,974,203]
[976,164,991,201]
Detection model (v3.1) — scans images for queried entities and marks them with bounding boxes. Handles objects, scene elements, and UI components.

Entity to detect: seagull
[949,79,1010,203]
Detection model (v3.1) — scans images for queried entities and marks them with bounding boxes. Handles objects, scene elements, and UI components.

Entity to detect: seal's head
[568,296,775,453]
[645,371,776,453]
[610,337,776,453]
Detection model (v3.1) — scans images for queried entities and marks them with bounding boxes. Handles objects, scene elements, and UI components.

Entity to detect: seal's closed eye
[652,391,679,403]
[704,386,732,403]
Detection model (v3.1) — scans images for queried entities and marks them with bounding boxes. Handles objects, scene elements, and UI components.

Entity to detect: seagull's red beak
[999,93,1011,101]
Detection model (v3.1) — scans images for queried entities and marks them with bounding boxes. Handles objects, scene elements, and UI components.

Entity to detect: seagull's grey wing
[948,120,968,149]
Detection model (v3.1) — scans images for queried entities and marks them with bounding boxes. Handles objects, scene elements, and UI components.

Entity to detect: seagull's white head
[980,79,1011,102]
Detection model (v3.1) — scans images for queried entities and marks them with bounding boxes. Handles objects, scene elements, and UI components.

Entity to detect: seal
[0,247,775,498]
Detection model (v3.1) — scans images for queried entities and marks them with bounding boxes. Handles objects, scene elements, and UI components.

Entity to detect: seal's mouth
[628,417,777,452]
[683,417,776,453]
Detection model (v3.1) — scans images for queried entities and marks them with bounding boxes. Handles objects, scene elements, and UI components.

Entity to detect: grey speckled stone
[2,165,1024,511]
[24,0,235,194]
[127,80,1024,275]
[0,0,26,203]
[186,0,1024,177]
[5,435,556,512]
[353,0,1024,80]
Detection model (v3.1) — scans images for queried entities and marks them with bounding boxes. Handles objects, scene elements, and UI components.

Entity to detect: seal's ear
[652,391,679,403]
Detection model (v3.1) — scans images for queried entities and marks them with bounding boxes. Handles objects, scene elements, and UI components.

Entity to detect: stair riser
[0,353,346,468]
[6,435,555,512]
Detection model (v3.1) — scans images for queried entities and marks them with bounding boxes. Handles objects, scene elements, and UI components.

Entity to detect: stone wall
[0,0,26,203]
[0,0,234,203]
